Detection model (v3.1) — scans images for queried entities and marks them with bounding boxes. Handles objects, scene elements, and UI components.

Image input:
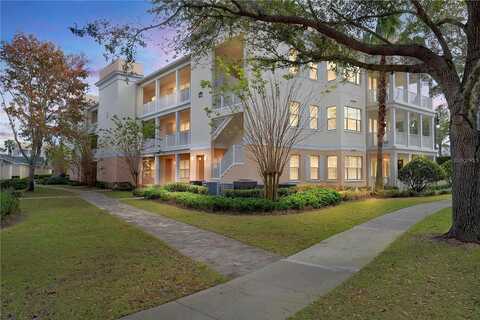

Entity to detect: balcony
[158,130,191,149]
[140,88,191,116]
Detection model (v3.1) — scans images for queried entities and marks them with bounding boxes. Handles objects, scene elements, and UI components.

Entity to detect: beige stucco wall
[97,156,135,184]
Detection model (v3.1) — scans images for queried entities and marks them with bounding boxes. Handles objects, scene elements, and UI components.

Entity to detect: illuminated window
[309,105,318,129]
[345,156,362,180]
[289,101,300,127]
[310,155,319,180]
[290,155,300,180]
[371,158,390,177]
[179,159,190,179]
[344,67,361,85]
[327,156,337,180]
[289,49,299,75]
[327,106,336,130]
[309,62,318,80]
[327,62,337,81]
[422,116,430,136]
[180,120,190,132]
[344,106,361,132]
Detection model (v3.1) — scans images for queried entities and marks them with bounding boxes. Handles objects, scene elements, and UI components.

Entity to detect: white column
[406,111,410,146]
[175,111,180,145]
[431,116,435,149]
[175,69,180,104]
[388,73,395,102]
[155,117,160,146]
[392,107,397,145]
[155,79,160,111]
[419,114,423,148]
[154,155,160,185]
[403,73,408,102]
[175,153,180,182]
[390,151,398,187]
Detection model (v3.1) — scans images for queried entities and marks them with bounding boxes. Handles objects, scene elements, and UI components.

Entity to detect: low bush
[112,182,134,191]
[95,181,108,189]
[43,175,70,185]
[339,189,372,201]
[163,182,208,194]
[1,190,20,221]
[68,180,83,186]
[135,186,340,213]
[398,157,444,193]
[0,178,28,190]
[440,160,453,187]
[224,187,297,198]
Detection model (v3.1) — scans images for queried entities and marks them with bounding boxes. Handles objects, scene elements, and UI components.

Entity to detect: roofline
[137,55,191,86]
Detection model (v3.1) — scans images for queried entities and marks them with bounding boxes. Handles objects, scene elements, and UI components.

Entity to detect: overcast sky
[0,0,176,144]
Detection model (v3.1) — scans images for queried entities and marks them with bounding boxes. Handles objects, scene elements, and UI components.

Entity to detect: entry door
[165,159,173,183]
[197,155,205,180]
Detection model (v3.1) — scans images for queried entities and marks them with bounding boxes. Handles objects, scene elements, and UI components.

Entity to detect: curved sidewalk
[75,190,280,278]
[121,199,451,320]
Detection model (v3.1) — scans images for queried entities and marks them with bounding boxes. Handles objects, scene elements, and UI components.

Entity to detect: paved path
[74,190,280,278]
[121,199,451,320]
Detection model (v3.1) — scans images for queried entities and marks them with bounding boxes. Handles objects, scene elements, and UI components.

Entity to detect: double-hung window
[310,155,319,180]
[344,156,362,180]
[327,62,337,81]
[179,159,190,179]
[327,106,336,130]
[309,105,319,129]
[289,101,300,127]
[327,156,337,180]
[289,155,300,180]
[309,62,318,80]
[344,67,361,85]
[344,106,361,132]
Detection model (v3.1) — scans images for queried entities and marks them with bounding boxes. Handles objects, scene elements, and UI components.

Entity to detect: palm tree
[4,139,15,156]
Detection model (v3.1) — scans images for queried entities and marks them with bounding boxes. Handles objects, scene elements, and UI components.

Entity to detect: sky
[0,0,176,143]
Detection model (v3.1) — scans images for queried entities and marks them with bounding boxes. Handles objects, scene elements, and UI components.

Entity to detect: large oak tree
[1,34,89,190]
[73,0,479,242]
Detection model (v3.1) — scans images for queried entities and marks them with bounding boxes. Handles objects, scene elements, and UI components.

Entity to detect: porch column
[154,155,160,185]
[390,151,398,187]
[392,107,396,145]
[419,114,423,147]
[388,73,395,102]
[175,111,180,145]
[431,116,435,149]
[406,111,410,146]
[403,73,408,101]
[175,69,180,104]
[175,153,180,182]
[155,117,160,147]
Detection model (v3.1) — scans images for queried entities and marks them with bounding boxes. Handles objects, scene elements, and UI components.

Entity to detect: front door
[164,158,173,183]
[196,155,205,180]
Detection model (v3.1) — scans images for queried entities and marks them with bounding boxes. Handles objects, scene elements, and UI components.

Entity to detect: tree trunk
[375,56,387,191]
[28,164,35,191]
[263,172,278,201]
[445,100,480,243]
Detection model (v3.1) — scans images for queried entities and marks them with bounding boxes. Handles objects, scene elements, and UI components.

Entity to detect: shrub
[436,156,451,165]
[163,182,208,194]
[96,181,108,189]
[1,190,20,220]
[43,175,70,185]
[0,178,28,190]
[278,188,341,209]
[398,157,444,193]
[440,160,453,187]
[339,189,372,201]
[224,187,297,198]
[112,182,134,191]
[68,180,83,186]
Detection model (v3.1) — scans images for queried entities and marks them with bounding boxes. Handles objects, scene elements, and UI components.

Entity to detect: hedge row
[0,178,28,190]
[134,184,340,213]
[223,187,296,198]
[1,190,20,221]
[163,182,208,194]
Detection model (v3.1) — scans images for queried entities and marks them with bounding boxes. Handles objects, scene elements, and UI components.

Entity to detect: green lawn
[22,186,75,197]
[123,194,451,256]
[291,208,480,320]
[1,191,224,320]
[102,190,136,199]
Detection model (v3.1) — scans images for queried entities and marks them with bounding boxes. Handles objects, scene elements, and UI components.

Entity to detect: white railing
[180,87,191,103]
[211,144,244,178]
[394,88,405,102]
[422,135,433,148]
[159,93,176,108]
[396,131,407,145]
[421,96,432,109]
[368,89,377,103]
[410,134,420,146]
[158,130,191,148]
[143,100,157,115]
[214,92,242,110]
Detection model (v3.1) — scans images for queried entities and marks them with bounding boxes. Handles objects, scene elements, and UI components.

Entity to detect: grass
[290,208,480,320]
[22,186,75,197]
[123,194,451,256]
[1,190,224,320]
[102,190,136,199]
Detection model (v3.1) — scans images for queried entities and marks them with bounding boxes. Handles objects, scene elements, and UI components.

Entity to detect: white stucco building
[88,37,436,188]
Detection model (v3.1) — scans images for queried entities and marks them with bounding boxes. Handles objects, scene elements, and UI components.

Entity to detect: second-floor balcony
[143,130,191,153]
[141,87,191,116]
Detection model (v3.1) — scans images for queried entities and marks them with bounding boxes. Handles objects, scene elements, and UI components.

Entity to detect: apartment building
[90,37,436,189]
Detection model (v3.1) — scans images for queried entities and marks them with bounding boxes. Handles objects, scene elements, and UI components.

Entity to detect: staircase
[211,144,244,179]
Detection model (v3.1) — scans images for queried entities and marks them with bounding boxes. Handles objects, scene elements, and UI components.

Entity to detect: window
[327,62,337,81]
[327,156,337,180]
[327,106,336,130]
[371,159,390,177]
[309,62,318,80]
[179,159,190,179]
[289,155,300,180]
[289,101,300,127]
[410,114,419,135]
[344,107,361,132]
[396,120,405,132]
[422,116,430,136]
[310,155,319,180]
[344,67,361,85]
[90,110,98,124]
[345,156,362,180]
[180,120,190,132]
[288,49,299,75]
[309,105,319,129]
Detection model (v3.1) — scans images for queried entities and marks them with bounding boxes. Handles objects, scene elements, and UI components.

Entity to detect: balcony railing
[158,130,191,148]
[213,92,242,110]
[180,87,190,103]
[421,96,432,109]
[408,91,419,105]
[394,87,405,102]
[141,89,191,116]
[368,87,432,109]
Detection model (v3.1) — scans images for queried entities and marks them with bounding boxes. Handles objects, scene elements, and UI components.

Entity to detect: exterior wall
[1,162,51,179]
[96,157,135,184]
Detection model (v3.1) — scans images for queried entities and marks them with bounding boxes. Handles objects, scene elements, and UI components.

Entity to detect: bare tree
[240,72,311,201]
[68,127,97,186]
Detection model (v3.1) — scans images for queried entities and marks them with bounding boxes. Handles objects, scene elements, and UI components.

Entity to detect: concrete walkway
[74,190,280,278]
[121,199,451,320]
